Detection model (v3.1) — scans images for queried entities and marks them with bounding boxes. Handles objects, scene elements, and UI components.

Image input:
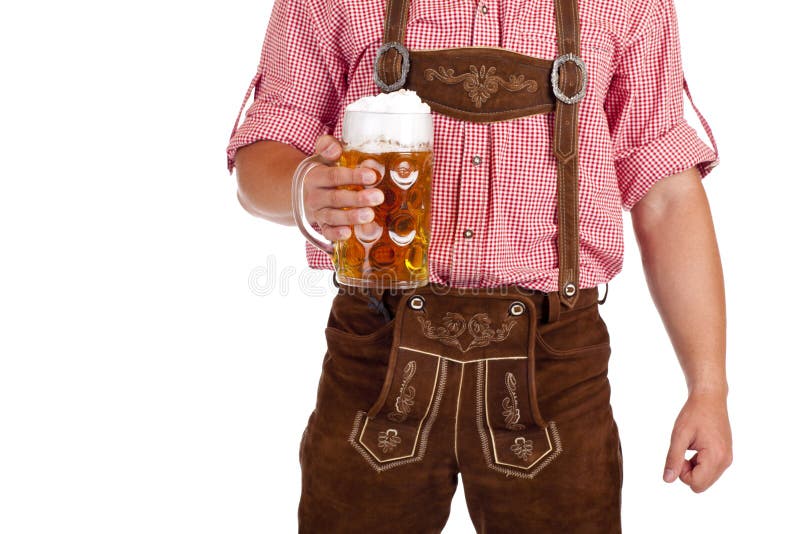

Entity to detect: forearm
[631,166,727,396]
[234,140,307,225]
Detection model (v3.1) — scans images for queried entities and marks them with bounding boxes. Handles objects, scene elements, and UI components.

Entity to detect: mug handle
[291,153,334,256]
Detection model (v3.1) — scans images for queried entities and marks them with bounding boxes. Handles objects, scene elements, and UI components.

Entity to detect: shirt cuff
[614,118,720,211]
[226,102,332,173]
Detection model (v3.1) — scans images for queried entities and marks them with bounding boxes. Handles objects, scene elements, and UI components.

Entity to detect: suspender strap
[552,0,584,308]
[376,0,410,90]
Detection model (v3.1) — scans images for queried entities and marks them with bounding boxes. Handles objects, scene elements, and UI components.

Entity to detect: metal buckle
[373,42,411,92]
[551,53,587,104]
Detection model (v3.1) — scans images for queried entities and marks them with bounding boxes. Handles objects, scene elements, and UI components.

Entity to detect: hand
[663,390,733,492]
[301,135,384,242]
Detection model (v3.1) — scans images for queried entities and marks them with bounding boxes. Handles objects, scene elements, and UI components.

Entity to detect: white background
[0,1,796,532]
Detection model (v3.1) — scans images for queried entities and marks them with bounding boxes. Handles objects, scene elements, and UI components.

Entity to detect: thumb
[315,135,342,163]
[664,427,692,483]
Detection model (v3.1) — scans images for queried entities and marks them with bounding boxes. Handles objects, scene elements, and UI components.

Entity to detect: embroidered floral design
[502,372,526,431]
[377,428,402,453]
[417,312,517,353]
[388,361,417,423]
[511,436,534,461]
[424,65,539,108]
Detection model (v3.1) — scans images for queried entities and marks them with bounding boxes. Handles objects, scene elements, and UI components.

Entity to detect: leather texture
[404,48,556,122]
[298,283,621,532]
[552,0,582,308]
[374,0,585,306]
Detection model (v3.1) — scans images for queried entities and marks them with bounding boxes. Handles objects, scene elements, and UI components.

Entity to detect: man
[226,0,732,531]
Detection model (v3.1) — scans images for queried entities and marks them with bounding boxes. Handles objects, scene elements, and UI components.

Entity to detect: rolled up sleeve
[226,0,345,173]
[604,0,720,211]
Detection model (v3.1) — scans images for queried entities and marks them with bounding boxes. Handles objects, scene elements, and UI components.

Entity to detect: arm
[235,140,307,225]
[226,0,381,239]
[631,165,732,492]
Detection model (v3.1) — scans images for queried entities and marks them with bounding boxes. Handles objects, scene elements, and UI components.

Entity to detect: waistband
[332,273,602,325]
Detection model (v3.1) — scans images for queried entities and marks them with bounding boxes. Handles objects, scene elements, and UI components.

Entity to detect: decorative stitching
[377,428,402,452]
[535,330,610,356]
[388,360,417,423]
[424,65,539,108]
[511,436,535,461]
[453,362,466,468]
[417,312,517,353]
[399,344,527,363]
[475,360,563,479]
[501,372,526,431]
[348,360,449,472]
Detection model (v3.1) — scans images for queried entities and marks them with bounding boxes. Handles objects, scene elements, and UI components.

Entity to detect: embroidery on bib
[424,65,539,108]
[417,312,517,353]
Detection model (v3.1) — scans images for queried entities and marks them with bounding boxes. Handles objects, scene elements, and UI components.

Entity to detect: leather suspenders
[552,0,583,308]
[374,0,587,308]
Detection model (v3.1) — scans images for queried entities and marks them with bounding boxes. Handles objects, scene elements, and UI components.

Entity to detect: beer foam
[343,89,432,152]
[345,89,431,114]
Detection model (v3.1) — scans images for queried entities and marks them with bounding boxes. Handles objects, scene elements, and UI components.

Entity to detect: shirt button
[472,155,482,165]
[480,4,488,14]
[463,229,474,239]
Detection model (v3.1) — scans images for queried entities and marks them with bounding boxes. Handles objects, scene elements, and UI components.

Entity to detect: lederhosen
[298,0,622,532]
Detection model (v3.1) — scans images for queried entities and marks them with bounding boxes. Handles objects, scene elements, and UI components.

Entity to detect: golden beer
[291,94,434,289]
[333,148,433,288]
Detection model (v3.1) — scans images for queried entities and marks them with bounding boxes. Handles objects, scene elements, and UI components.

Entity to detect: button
[463,229,474,239]
[509,301,526,316]
[408,295,425,310]
[480,4,488,14]
[472,155,482,165]
[563,282,577,297]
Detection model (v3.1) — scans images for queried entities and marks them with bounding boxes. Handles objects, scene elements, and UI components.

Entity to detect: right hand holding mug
[302,135,385,243]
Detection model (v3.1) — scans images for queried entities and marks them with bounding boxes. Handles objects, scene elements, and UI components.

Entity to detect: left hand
[663,390,733,492]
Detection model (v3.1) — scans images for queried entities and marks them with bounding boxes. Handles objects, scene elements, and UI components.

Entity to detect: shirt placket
[450,0,500,287]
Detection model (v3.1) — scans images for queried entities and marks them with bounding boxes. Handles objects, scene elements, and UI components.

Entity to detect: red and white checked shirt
[226,0,720,291]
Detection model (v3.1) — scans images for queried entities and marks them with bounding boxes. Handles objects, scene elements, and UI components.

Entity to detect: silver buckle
[551,53,587,104]
[373,42,411,93]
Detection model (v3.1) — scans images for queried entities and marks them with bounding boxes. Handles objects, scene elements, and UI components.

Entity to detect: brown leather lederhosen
[297,1,622,532]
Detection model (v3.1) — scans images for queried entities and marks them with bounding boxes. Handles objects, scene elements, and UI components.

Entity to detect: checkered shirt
[226,0,720,290]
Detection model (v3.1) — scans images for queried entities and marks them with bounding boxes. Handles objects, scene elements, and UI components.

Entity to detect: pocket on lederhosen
[474,357,562,479]
[349,288,560,477]
[348,292,449,471]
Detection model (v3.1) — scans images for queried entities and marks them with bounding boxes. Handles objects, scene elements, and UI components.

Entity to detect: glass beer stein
[292,109,434,289]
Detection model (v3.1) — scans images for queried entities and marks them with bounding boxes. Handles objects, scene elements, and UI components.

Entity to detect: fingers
[308,164,379,189]
[315,134,343,163]
[322,186,384,209]
[305,134,385,242]
[679,446,733,493]
[664,424,692,484]
[664,425,733,493]
[305,182,383,216]
[318,222,352,242]
[316,206,376,227]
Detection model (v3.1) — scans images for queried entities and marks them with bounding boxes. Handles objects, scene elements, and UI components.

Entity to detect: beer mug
[292,108,434,289]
